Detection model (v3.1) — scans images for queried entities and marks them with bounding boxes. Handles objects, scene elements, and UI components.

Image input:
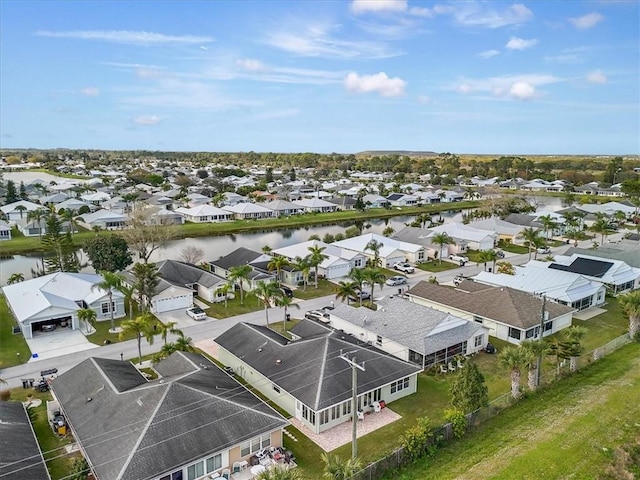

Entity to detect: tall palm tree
[254,281,282,328]
[590,216,613,245]
[348,268,367,306]
[307,244,328,288]
[293,256,311,291]
[117,283,136,320]
[158,321,182,345]
[119,313,155,365]
[499,347,527,399]
[218,283,232,307]
[478,250,498,271]
[518,227,540,260]
[365,239,383,267]
[267,255,290,283]
[174,332,195,352]
[519,339,547,391]
[362,267,386,303]
[228,264,252,305]
[14,204,27,219]
[61,208,79,235]
[7,273,25,285]
[620,290,640,341]
[274,294,299,332]
[335,281,357,306]
[538,214,558,241]
[26,208,46,238]
[77,308,97,334]
[431,232,455,264]
[93,271,124,333]
[321,453,362,480]
[563,325,587,372]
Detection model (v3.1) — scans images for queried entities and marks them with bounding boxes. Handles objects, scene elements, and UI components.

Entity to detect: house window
[508,328,521,340]
[474,334,483,348]
[206,454,222,472]
[373,388,381,402]
[342,400,351,416]
[417,251,425,261]
[241,434,271,457]
[319,410,329,425]
[376,335,382,346]
[525,327,540,339]
[597,291,603,301]
[544,321,553,332]
[331,405,340,420]
[187,461,204,480]
[273,384,280,393]
[160,470,183,480]
[354,258,363,267]
[473,315,483,324]
[390,377,410,394]
[101,301,115,314]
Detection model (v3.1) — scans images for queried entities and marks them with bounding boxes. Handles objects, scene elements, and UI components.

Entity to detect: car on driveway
[280,285,294,298]
[349,290,372,302]
[304,310,330,322]
[449,254,469,265]
[536,247,551,254]
[393,262,415,274]
[186,306,207,321]
[386,276,408,286]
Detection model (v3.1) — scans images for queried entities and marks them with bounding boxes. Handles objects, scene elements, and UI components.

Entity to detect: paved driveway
[26,328,99,363]
[155,308,212,329]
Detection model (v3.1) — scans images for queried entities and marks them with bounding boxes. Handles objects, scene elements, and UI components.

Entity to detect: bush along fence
[347,332,632,480]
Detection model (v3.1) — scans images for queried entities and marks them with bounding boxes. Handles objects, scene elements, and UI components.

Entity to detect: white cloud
[344,72,407,97]
[133,115,162,125]
[478,49,500,59]
[569,12,604,29]
[505,37,538,50]
[453,74,561,100]
[351,0,407,14]
[586,70,607,84]
[80,87,99,96]
[236,58,266,72]
[444,2,533,28]
[508,81,536,100]
[36,30,214,46]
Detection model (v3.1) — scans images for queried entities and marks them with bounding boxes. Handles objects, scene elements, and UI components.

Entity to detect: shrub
[0,390,10,401]
[400,416,433,461]
[444,408,467,439]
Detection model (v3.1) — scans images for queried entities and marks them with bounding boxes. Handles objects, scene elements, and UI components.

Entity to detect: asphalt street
[1,233,621,389]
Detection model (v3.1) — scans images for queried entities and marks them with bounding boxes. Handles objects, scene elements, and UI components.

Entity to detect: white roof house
[174,205,232,223]
[293,198,338,213]
[332,232,425,266]
[427,222,497,251]
[473,263,607,311]
[222,202,274,219]
[263,199,304,216]
[0,200,42,222]
[0,220,11,240]
[2,272,125,339]
[78,209,127,230]
[468,217,524,239]
[577,201,637,217]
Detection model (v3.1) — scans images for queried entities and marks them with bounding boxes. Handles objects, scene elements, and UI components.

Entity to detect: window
[319,410,329,425]
[187,461,204,480]
[390,377,410,394]
[508,327,521,340]
[342,400,351,416]
[544,321,553,332]
[354,258,363,267]
[473,315,484,324]
[376,335,382,346]
[373,388,381,402]
[101,302,115,314]
[241,434,271,457]
[417,251,425,260]
[206,454,222,472]
[272,384,280,393]
[474,334,483,348]
[525,326,540,339]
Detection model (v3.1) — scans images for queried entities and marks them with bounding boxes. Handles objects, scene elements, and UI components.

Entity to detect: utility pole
[536,294,547,387]
[340,351,365,460]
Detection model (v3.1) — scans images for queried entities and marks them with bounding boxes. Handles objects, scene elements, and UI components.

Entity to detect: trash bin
[21,379,28,389]
[285,314,291,321]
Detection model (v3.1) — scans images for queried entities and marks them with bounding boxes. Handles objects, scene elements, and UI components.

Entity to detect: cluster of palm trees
[499,325,589,399]
[334,267,386,307]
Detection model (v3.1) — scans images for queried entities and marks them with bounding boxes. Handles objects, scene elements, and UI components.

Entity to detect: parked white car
[393,262,415,274]
[386,276,408,286]
[449,254,469,265]
[186,306,207,321]
[537,247,551,254]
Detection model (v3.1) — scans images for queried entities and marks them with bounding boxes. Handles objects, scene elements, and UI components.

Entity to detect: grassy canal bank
[0,201,479,255]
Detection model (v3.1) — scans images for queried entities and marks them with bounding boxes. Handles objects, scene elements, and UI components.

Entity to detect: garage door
[326,264,351,279]
[152,295,192,313]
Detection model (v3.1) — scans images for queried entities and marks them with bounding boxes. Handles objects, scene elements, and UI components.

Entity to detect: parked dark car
[280,285,294,298]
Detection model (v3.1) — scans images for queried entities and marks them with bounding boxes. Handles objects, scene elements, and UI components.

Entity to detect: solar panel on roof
[549,257,614,278]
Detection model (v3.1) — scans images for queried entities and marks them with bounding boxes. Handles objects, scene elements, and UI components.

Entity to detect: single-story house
[0,220,11,240]
[54,197,92,213]
[576,201,636,218]
[362,194,390,208]
[263,199,304,217]
[272,240,367,282]
[208,247,275,290]
[78,209,127,230]
[468,217,525,245]
[326,195,357,211]
[293,198,338,213]
[563,245,640,269]
[0,401,51,479]
[80,191,111,205]
[328,296,489,368]
[185,192,211,207]
[386,193,418,207]
[147,206,185,225]
[473,261,607,311]
[332,233,426,266]
[0,200,42,221]
[425,223,497,252]
[222,192,249,206]
[391,226,440,260]
[223,203,275,220]
[175,205,233,223]
[406,280,575,345]
[51,352,288,480]
[215,320,422,434]
[437,190,465,202]
[2,272,125,339]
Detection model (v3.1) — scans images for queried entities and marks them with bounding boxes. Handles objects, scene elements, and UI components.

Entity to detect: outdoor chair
[221,468,230,479]
[439,364,448,374]
[457,358,465,369]
[448,362,456,372]
[210,473,221,479]
[357,410,365,421]
[373,401,382,413]
[232,462,241,473]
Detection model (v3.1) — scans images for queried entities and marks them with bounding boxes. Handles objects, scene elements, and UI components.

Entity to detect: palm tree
[365,239,383,267]
[7,273,25,285]
[478,250,498,271]
[158,321,182,345]
[27,208,46,238]
[563,325,587,372]
[519,339,547,391]
[546,335,574,377]
[119,313,155,365]
[499,347,527,399]
[538,214,558,241]
[620,290,640,340]
[61,208,79,235]
[349,268,367,306]
[335,281,357,306]
[307,244,328,288]
[267,255,290,283]
[228,264,252,305]
[218,283,232,307]
[274,294,299,332]
[14,204,27,219]
[77,308,97,334]
[254,281,282,328]
[293,256,311,291]
[174,332,195,352]
[255,463,304,480]
[117,283,136,320]
[362,267,386,303]
[431,232,455,264]
[261,245,273,255]
[382,226,395,237]
[518,227,540,260]
[321,453,362,480]
[590,216,613,245]
[93,271,124,333]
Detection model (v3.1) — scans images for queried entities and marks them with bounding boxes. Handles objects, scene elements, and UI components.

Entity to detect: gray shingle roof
[209,247,264,271]
[0,401,50,480]
[215,321,422,411]
[51,353,287,480]
[406,280,573,329]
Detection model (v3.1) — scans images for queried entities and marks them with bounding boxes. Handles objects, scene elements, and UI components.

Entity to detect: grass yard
[576,296,629,352]
[0,294,32,368]
[385,342,640,480]
[205,292,264,319]
[293,279,338,300]
[87,313,165,346]
[417,261,459,273]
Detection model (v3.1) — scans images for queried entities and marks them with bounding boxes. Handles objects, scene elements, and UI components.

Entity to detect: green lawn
[575,296,628,352]
[87,312,165,346]
[0,294,32,368]
[205,292,264,319]
[293,279,338,300]
[416,261,459,273]
[500,243,530,254]
[384,342,640,480]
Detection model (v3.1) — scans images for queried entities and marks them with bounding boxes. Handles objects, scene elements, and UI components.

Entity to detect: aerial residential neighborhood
[1,1,639,479]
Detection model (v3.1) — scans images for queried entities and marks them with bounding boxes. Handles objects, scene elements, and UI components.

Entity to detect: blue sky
[1,0,638,154]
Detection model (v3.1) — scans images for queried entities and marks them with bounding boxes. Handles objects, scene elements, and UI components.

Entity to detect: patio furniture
[259,456,272,467]
[238,460,249,470]
[221,468,230,479]
[251,465,267,476]
[439,364,448,374]
[448,362,456,372]
[373,401,381,413]
[210,473,221,479]
[357,410,365,421]
[457,358,465,369]
[232,462,241,473]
